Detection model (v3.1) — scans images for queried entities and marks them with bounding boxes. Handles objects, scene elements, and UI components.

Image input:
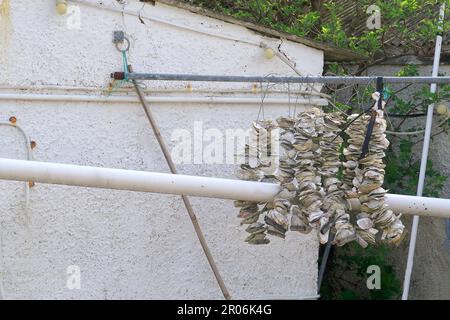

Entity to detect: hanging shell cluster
[288,109,324,238]
[347,111,406,247]
[319,113,354,246]
[235,120,278,245]
[264,116,296,239]
[342,114,370,192]
[236,107,405,248]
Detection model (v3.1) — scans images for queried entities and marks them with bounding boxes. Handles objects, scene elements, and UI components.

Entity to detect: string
[287,82,291,117]
[293,83,301,117]
[257,81,271,122]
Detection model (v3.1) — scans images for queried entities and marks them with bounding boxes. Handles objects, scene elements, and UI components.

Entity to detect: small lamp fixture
[264,48,275,60]
[56,0,68,15]
[437,103,448,116]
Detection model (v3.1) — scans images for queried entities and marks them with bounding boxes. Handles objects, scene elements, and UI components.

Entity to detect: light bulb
[264,48,275,60]
[437,103,448,116]
[252,83,258,94]
[56,0,68,15]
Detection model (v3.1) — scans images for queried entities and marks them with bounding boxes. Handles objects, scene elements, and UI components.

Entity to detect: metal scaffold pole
[111,73,450,85]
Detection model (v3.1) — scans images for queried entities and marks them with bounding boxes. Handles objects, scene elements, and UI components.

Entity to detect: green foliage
[385,142,446,197]
[321,243,402,300]
[317,2,349,48]
[184,0,449,58]
[383,65,448,198]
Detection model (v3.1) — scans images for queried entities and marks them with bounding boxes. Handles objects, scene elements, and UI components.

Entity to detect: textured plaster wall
[0,0,324,299]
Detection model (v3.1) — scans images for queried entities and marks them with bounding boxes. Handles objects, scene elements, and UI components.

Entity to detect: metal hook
[115,36,131,52]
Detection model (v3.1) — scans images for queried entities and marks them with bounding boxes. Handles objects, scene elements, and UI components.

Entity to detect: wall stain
[0,0,11,75]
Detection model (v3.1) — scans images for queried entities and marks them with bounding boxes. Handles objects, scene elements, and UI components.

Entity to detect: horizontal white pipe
[0,158,449,218]
[347,196,449,219]
[386,194,449,219]
[0,93,327,106]
[0,158,279,202]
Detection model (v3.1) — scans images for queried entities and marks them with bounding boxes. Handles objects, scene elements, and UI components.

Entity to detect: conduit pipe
[0,85,326,97]
[0,121,34,209]
[0,93,327,106]
[0,158,449,219]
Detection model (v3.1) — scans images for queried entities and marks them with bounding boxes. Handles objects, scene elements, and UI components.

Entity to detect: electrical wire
[0,120,34,300]
[260,42,347,116]
[0,121,34,208]
[69,0,261,47]
[386,117,448,135]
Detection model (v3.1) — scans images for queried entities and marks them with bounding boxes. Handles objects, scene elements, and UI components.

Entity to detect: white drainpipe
[0,158,449,218]
[0,93,327,106]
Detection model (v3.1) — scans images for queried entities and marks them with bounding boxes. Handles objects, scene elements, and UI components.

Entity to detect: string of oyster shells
[319,113,354,246]
[263,116,297,239]
[342,114,370,192]
[350,111,405,247]
[289,108,325,240]
[235,120,278,245]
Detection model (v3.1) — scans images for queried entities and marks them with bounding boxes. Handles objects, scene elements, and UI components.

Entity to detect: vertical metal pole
[129,67,231,300]
[317,233,335,291]
[402,3,445,300]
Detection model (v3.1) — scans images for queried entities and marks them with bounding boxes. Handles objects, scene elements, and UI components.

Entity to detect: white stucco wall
[0,0,324,299]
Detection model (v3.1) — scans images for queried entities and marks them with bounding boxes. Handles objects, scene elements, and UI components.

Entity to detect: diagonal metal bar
[129,66,231,300]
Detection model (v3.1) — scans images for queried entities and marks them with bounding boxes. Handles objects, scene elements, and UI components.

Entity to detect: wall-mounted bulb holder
[264,48,275,60]
[56,0,68,15]
[437,103,448,116]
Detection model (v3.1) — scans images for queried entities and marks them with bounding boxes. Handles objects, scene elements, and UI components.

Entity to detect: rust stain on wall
[0,0,11,76]
[0,0,9,16]
[0,0,10,35]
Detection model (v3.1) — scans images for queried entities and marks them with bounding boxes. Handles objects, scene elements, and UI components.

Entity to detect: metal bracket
[113,31,130,52]
[113,31,125,44]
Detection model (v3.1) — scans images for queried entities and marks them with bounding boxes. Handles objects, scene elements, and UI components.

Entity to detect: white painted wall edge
[0,93,328,106]
[0,158,448,218]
